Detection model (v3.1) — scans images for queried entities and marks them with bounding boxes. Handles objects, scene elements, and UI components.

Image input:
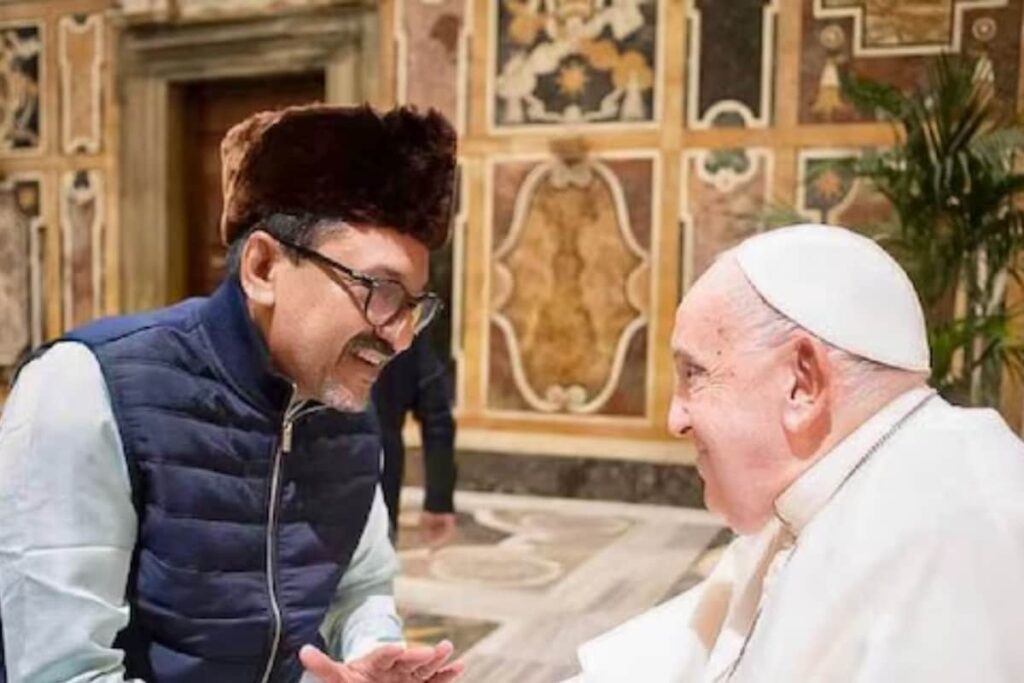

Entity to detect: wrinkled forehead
[673,291,725,356]
[672,259,745,357]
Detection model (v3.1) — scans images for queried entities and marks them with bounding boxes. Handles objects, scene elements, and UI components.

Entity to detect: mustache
[344,334,396,361]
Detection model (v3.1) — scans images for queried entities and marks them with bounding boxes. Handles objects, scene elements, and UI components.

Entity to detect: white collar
[773,386,936,535]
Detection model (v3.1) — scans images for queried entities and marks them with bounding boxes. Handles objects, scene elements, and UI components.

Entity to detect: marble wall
[0,177,42,384]
[9,0,1024,440]
[0,0,116,389]
[380,0,1024,454]
[487,154,653,417]
[801,1,1022,123]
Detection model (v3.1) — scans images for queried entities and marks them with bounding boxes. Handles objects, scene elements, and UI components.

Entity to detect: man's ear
[238,231,281,307]
[782,335,832,458]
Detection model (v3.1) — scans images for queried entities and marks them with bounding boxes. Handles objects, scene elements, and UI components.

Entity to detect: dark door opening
[181,72,325,297]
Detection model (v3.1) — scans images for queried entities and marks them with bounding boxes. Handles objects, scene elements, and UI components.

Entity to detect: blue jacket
[1,279,380,683]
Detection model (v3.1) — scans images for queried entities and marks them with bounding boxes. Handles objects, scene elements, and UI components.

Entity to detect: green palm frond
[969,127,1024,165]
[839,69,905,121]
[757,202,807,229]
[839,55,1024,406]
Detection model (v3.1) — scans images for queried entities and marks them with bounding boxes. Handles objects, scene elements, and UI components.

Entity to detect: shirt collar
[773,386,936,535]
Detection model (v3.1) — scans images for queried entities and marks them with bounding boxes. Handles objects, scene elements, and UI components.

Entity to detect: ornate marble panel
[679,149,773,289]
[686,0,777,129]
[801,0,1022,123]
[0,176,43,378]
[396,0,469,131]
[488,154,654,416]
[816,0,1007,54]
[0,22,43,154]
[797,148,891,230]
[59,14,104,154]
[491,0,660,130]
[62,170,104,329]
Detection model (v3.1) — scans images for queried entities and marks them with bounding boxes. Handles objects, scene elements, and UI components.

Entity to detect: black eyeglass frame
[272,234,442,334]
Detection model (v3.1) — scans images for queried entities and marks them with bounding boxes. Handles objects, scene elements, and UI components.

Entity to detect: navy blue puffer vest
[1,279,380,683]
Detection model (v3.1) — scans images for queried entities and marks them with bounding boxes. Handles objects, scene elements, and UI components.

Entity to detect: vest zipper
[259,392,297,683]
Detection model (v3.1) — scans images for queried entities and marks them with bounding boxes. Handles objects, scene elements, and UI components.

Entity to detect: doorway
[180,72,325,296]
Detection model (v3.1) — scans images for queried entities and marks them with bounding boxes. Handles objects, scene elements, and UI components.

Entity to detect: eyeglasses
[273,235,442,335]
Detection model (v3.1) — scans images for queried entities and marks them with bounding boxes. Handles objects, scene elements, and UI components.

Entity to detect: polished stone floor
[395,488,728,683]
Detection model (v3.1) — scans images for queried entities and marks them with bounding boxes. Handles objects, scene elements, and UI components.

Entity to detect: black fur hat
[220,103,457,249]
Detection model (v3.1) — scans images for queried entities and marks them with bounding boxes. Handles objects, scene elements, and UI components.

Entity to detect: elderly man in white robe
[568,224,1024,682]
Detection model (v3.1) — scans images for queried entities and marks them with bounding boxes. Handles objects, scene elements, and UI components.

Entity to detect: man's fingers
[409,640,455,680]
[391,643,445,673]
[362,642,406,671]
[344,641,460,680]
[299,645,340,680]
[428,660,465,683]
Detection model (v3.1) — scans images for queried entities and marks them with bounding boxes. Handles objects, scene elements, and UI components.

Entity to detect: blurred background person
[373,330,458,545]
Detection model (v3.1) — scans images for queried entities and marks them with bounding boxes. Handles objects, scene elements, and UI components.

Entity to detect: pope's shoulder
[823,396,1024,548]
[896,398,1024,499]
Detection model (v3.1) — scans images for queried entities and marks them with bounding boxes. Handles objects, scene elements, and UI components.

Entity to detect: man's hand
[300,641,464,683]
[420,512,456,547]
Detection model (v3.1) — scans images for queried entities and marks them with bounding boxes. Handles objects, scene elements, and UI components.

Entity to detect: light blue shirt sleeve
[318,485,404,662]
[0,342,142,683]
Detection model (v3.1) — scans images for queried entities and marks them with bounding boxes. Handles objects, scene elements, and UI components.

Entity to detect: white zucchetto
[734,223,930,372]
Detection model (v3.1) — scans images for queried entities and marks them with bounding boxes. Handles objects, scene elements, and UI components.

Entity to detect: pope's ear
[782,335,832,454]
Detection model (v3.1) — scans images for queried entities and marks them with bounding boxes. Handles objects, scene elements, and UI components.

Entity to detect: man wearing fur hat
[0,105,463,683]
[570,224,1024,682]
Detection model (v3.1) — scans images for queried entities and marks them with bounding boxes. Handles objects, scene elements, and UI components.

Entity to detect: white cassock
[568,387,1024,682]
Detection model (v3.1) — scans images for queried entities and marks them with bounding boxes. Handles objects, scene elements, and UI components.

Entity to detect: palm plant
[839,55,1024,406]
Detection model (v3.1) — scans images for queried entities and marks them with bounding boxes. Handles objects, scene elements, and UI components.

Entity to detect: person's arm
[318,486,403,662]
[410,341,456,515]
[0,342,142,683]
[300,487,464,681]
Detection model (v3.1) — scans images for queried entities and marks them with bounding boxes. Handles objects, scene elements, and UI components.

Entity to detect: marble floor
[395,488,729,683]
